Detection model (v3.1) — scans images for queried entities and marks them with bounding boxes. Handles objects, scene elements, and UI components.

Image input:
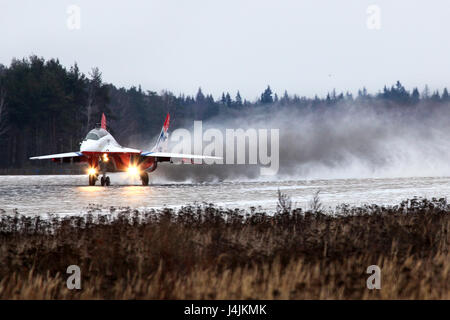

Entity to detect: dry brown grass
[0,196,448,299]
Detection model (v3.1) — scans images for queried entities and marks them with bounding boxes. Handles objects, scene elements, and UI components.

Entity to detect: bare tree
[308,190,323,213]
[86,67,102,130]
[277,189,292,214]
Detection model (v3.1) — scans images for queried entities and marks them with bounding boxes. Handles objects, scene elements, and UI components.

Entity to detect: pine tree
[225,92,232,107]
[235,91,242,107]
[442,88,449,101]
[422,85,430,99]
[196,87,205,104]
[281,90,290,105]
[431,90,441,102]
[411,88,420,103]
[221,93,226,105]
[260,86,273,104]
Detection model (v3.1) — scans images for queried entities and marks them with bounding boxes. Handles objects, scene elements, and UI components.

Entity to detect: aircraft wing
[141,151,222,161]
[30,152,84,160]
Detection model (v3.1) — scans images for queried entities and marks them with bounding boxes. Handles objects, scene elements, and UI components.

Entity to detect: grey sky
[0,0,449,100]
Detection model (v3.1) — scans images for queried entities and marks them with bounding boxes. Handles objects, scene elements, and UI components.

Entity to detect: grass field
[0,194,448,299]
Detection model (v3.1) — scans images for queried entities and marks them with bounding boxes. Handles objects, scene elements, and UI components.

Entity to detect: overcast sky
[1,0,449,100]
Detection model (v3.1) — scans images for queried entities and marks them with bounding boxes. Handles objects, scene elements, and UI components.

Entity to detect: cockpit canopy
[84,128,108,141]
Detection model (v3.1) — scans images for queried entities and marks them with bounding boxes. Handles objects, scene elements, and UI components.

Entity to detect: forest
[0,55,449,169]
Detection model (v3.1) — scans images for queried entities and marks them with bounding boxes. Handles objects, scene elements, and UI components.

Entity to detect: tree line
[0,56,449,168]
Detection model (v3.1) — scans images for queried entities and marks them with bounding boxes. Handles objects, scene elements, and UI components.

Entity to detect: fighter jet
[30,113,220,186]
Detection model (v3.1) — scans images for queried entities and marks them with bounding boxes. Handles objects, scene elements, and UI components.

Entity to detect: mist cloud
[148,102,450,183]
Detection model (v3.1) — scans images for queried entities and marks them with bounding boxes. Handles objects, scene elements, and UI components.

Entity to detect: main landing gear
[140,172,149,186]
[89,174,97,186]
[100,175,111,186]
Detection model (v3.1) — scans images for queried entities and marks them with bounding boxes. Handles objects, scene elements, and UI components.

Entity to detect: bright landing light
[88,167,97,176]
[127,166,139,176]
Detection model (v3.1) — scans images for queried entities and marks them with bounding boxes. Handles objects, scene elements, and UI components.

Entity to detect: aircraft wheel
[105,176,111,186]
[89,175,96,186]
[140,172,149,186]
[100,176,105,186]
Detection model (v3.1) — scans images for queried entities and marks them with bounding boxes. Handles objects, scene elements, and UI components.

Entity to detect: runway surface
[1,174,450,215]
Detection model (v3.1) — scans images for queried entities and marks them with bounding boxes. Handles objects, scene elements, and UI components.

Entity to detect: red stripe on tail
[163,113,170,131]
[101,113,107,130]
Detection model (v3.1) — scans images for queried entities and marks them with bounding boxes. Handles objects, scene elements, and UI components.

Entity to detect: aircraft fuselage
[56,128,158,174]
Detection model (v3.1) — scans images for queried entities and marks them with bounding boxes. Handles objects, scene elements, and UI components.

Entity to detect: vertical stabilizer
[152,113,170,152]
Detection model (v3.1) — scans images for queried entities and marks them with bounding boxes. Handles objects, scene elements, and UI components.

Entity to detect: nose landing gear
[100,176,111,186]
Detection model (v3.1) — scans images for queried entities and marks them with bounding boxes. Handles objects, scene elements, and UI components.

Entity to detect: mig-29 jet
[30,113,220,186]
